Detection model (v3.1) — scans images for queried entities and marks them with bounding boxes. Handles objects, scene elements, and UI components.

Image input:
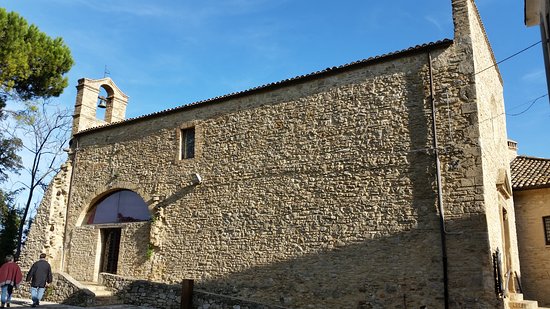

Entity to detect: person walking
[26,253,52,308]
[0,255,23,308]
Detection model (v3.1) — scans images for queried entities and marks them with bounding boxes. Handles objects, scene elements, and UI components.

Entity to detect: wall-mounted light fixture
[191,173,202,185]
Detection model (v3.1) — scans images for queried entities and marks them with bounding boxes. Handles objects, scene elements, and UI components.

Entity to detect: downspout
[428,52,449,309]
[60,136,79,272]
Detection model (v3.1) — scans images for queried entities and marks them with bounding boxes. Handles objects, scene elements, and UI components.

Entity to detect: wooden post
[181,279,194,309]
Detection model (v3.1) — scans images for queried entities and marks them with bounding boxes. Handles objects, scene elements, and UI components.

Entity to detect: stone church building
[19,0,533,308]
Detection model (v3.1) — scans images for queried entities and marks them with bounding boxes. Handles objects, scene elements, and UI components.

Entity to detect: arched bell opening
[72,78,129,134]
[96,84,114,121]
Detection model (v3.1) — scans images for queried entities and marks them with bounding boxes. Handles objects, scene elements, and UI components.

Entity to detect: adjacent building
[511,147,550,307]
[525,0,550,96]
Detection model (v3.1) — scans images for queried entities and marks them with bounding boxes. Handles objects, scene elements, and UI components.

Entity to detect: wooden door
[100,228,121,274]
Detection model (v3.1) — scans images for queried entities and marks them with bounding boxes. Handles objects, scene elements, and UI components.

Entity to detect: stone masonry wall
[21,1,516,308]
[65,33,506,308]
[20,163,72,270]
[64,222,151,283]
[468,0,522,297]
[101,273,180,308]
[514,188,550,307]
[66,225,99,282]
[102,272,293,309]
[452,0,520,304]
[117,222,152,279]
[67,49,448,309]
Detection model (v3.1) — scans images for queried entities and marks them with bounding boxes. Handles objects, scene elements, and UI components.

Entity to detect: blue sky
[2,0,549,160]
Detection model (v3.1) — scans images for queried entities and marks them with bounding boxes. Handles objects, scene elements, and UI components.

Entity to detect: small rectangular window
[180,127,195,159]
[544,216,550,245]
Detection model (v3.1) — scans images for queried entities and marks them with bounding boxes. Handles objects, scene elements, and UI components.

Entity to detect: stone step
[509,293,525,302]
[509,300,539,309]
[95,295,125,306]
[82,282,114,295]
[80,281,125,306]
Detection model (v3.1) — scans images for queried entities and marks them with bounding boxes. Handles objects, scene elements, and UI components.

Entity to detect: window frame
[180,126,195,160]
[543,216,550,246]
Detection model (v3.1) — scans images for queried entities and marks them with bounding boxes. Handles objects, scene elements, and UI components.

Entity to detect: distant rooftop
[511,155,550,190]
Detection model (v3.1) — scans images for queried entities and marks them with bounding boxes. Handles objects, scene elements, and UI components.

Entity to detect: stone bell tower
[71,77,129,135]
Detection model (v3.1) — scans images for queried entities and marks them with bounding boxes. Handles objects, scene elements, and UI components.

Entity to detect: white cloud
[48,0,175,18]
[521,69,545,83]
[424,15,444,33]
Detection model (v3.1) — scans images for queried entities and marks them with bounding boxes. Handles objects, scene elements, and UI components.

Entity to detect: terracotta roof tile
[511,155,550,190]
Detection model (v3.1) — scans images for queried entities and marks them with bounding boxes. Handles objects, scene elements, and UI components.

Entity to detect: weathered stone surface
[20,163,72,270]
[102,273,289,309]
[21,0,520,308]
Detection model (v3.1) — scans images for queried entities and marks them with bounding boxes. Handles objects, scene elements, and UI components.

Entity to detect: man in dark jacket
[26,254,52,307]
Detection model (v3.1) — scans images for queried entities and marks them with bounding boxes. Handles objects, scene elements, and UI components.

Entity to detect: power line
[478,93,548,124]
[506,93,548,116]
[475,40,542,75]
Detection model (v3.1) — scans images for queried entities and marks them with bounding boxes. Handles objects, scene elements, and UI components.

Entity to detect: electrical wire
[477,93,549,125]
[506,93,548,116]
[475,40,543,75]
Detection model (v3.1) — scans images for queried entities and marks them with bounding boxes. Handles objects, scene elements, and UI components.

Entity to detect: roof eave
[525,0,542,26]
[513,183,550,191]
[74,39,454,137]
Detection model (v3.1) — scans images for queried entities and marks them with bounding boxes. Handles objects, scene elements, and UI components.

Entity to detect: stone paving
[4,298,154,308]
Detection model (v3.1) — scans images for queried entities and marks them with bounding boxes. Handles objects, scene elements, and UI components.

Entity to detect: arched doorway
[84,190,150,276]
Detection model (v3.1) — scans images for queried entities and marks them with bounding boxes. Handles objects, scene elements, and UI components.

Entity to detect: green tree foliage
[0,190,21,259]
[0,7,74,107]
[0,6,73,184]
[0,132,22,183]
[0,8,73,259]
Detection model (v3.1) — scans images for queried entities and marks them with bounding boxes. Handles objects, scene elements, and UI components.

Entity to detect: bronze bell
[97,95,108,108]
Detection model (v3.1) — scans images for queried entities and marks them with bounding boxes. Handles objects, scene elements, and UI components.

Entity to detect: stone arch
[96,84,115,121]
[84,189,150,225]
[71,184,154,282]
[76,182,154,226]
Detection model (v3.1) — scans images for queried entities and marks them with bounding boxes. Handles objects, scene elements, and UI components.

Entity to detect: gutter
[60,136,79,272]
[428,52,450,309]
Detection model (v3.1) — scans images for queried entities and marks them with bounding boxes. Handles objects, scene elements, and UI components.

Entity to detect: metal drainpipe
[60,136,78,272]
[428,52,449,309]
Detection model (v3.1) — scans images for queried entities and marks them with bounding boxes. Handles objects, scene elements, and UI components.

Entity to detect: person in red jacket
[0,255,23,308]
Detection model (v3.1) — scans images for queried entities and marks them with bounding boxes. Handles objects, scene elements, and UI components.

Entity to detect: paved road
[5,298,154,308]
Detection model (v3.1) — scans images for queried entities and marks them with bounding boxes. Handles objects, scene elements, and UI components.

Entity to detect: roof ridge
[75,38,453,136]
[514,155,550,161]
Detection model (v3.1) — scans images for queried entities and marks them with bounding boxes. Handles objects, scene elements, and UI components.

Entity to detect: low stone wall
[101,274,180,308]
[101,273,288,309]
[193,291,289,309]
[13,270,95,306]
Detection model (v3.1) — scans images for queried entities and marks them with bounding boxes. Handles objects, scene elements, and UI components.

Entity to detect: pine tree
[0,7,73,259]
[0,8,73,106]
[0,191,21,260]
